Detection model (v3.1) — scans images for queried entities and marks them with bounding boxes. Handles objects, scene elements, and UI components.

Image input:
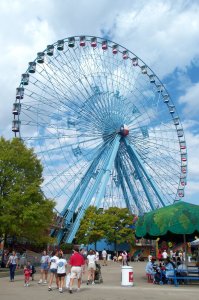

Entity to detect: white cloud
[179,82,199,116]
[107,1,199,77]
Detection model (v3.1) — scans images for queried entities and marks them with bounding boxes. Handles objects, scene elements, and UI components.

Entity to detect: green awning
[136,201,199,240]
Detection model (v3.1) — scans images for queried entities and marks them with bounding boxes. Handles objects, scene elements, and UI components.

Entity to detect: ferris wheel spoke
[127,137,181,186]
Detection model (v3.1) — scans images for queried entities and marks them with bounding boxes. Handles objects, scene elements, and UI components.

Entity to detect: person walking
[122,251,129,266]
[6,250,18,282]
[38,250,50,284]
[48,250,59,291]
[87,250,96,285]
[24,264,32,287]
[69,248,85,294]
[57,252,67,293]
[102,249,107,266]
[27,261,36,281]
[162,250,168,261]
[95,250,99,262]
[157,250,162,262]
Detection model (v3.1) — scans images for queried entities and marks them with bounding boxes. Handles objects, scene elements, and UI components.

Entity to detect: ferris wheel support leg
[95,140,122,208]
[55,153,104,244]
[118,159,144,215]
[60,153,102,219]
[117,167,132,213]
[64,135,121,243]
[124,138,165,209]
[63,153,103,223]
[124,139,156,210]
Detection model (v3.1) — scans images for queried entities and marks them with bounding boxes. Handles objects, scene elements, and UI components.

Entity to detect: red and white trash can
[121,266,134,287]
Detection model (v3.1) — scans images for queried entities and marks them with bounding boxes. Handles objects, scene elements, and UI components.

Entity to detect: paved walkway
[0,262,198,300]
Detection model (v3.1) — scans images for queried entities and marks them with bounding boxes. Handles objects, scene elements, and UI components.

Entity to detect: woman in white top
[57,253,67,293]
[6,251,18,282]
[48,250,59,291]
[87,250,96,285]
[38,250,50,284]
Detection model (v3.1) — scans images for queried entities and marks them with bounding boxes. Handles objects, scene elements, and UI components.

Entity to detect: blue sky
[0,0,199,207]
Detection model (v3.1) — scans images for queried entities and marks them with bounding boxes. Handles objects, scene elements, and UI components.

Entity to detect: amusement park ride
[12,36,187,244]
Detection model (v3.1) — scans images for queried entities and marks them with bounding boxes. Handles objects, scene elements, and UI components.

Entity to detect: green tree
[102,207,135,251]
[76,206,135,250]
[76,206,105,248]
[0,137,55,245]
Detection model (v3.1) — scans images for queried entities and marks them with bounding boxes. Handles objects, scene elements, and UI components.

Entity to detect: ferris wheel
[12,35,187,244]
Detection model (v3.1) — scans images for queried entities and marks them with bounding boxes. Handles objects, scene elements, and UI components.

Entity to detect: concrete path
[0,262,198,300]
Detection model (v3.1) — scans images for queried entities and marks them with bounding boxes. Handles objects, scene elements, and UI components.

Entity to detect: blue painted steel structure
[13,35,187,244]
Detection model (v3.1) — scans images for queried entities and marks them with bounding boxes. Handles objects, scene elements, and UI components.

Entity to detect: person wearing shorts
[38,250,50,284]
[69,248,84,294]
[48,250,59,291]
[57,253,67,293]
[87,250,96,285]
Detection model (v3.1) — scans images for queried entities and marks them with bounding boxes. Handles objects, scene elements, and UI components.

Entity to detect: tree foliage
[102,207,135,248]
[0,137,55,245]
[75,206,105,246]
[76,206,135,249]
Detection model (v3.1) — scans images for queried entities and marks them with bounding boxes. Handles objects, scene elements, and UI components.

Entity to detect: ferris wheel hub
[120,124,129,136]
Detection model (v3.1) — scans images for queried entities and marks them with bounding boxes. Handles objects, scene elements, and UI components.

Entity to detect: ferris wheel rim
[12,34,187,208]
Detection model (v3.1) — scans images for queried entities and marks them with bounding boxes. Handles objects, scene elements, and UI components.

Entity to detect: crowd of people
[145,249,187,284]
[6,247,106,293]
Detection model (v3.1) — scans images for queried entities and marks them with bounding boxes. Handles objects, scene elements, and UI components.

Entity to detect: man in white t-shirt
[48,250,59,291]
[102,249,107,266]
[162,250,168,260]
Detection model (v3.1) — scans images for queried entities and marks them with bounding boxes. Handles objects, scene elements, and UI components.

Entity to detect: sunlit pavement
[0,261,198,300]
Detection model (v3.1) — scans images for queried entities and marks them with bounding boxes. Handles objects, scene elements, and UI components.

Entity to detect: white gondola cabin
[16,87,24,99]
[47,45,54,56]
[163,94,169,103]
[21,73,29,85]
[132,57,138,66]
[12,103,21,115]
[37,52,44,63]
[12,120,21,132]
[169,105,175,114]
[68,37,75,48]
[57,40,64,51]
[28,62,36,73]
[156,84,163,93]
[173,117,179,125]
[177,129,184,137]
[149,74,155,83]
[141,65,147,74]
